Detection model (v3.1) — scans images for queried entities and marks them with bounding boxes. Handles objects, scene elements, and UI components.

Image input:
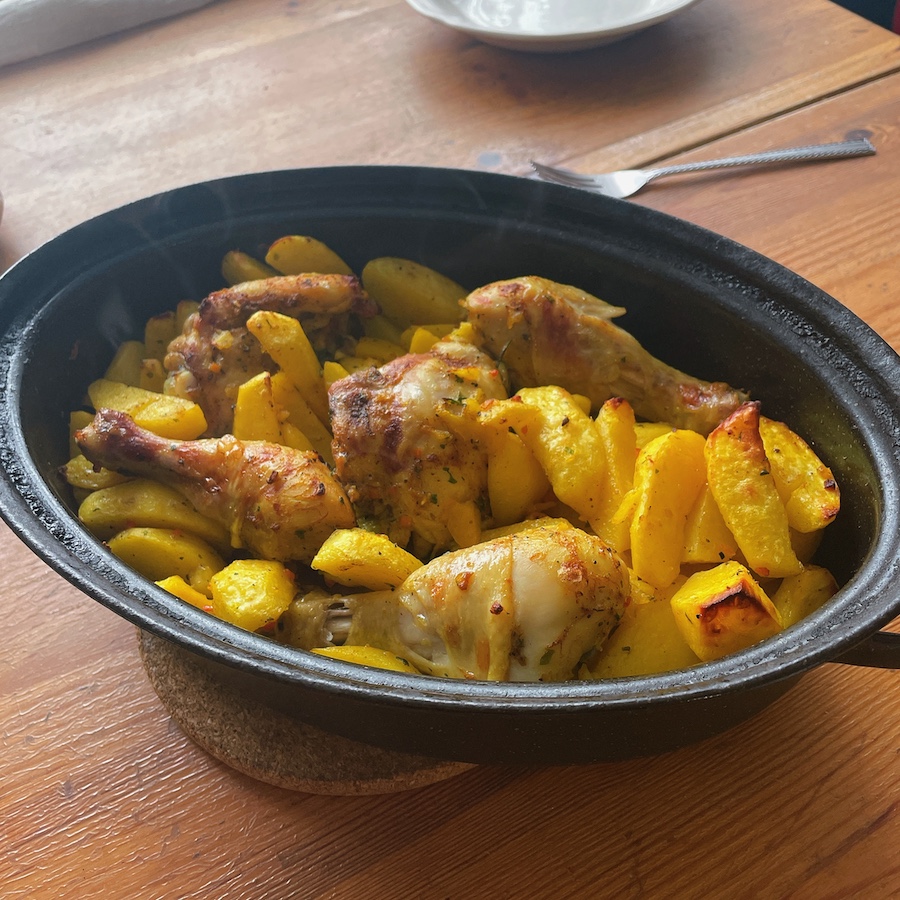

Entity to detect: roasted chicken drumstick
[164,274,376,434]
[289,521,630,682]
[76,408,355,563]
[464,276,747,435]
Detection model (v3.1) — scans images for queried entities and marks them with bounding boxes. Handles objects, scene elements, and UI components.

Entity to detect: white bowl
[403,0,706,52]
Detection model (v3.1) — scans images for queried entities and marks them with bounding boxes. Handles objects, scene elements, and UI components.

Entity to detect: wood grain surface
[2,0,899,269]
[1,1,900,897]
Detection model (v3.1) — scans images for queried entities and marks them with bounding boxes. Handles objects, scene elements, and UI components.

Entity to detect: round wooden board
[138,630,476,795]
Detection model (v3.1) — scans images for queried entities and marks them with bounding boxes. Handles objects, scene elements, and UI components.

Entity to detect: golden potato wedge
[759,416,840,533]
[362,314,406,346]
[591,397,637,548]
[156,575,212,611]
[486,429,551,527]
[264,234,354,276]
[407,326,442,354]
[139,357,166,393]
[323,360,351,387]
[790,527,823,565]
[78,478,231,552]
[269,372,334,465]
[480,516,574,542]
[245,310,329,424]
[311,645,419,673]
[353,336,406,365]
[772,564,839,628]
[670,561,783,662]
[361,257,466,327]
[445,499,483,549]
[634,421,675,449]
[107,527,225,593]
[629,429,707,589]
[175,299,200,332]
[705,402,802,578]
[143,311,177,363]
[87,378,207,440]
[311,528,423,590]
[209,559,296,632]
[505,386,608,527]
[279,422,317,453]
[62,454,132,491]
[221,250,278,285]
[104,340,144,386]
[590,594,700,678]
[232,371,283,444]
[682,484,738,565]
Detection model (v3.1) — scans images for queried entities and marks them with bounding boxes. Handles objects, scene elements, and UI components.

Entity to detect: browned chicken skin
[329,338,508,552]
[76,408,355,563]
[464,276,748,435]
[164,274,376,434]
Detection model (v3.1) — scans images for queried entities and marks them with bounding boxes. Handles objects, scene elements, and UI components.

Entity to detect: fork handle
[645,138,876,180]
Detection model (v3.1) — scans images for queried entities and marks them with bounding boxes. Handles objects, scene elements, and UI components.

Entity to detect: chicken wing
[328,338,507,552]
[464,276,748,435]
[288,521,630,682]
[76,408,355,563]
[164,274,376,434]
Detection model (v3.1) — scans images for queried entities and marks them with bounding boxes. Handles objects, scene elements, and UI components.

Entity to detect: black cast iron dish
[1,167,899,766]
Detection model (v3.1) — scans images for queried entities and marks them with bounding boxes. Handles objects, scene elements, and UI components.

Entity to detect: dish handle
[833,630,900,669]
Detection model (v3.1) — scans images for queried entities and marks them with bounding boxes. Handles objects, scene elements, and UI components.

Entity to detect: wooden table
[2,1,900,896]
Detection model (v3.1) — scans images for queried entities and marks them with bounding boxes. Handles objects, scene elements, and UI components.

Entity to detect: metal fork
[530,138,876,198]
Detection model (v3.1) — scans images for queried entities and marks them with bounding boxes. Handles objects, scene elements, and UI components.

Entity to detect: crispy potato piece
[156,575,212,611]
[279,422,316,453]
[363,314,406,346]
[590,594,700,678]
[232,372,283,444]
[209,559,296,632]
[480,516,574,542]
[107,527,225,593]
[139,357,166,393]
[670,561,783,662]
[62,454,132,491]
[144,311,177,363]
[221,250,279,285]
[759,416,840,533]
[790,527,823,565]
[269,372,334,465]
[445,499,482,549]
[773,565,839,628]
[245,310,330,424]
[264,235,353,276]
[353,336,406,365]
[503,386,608,527]
[311,528,423,590]
[635,421,675,449]
[104,340,144,386]
[682,484,738,565]
[175,299,200,332]
[591,397,637,547]
[78,478,231,552]
[323,360,351,387]
[311,644,420,673]
[87,378,208,440]
[630,429,707,589]
[486,429,551,527]
[361,257,466,327]
[408,326,442,354]
[705,402,802,578]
